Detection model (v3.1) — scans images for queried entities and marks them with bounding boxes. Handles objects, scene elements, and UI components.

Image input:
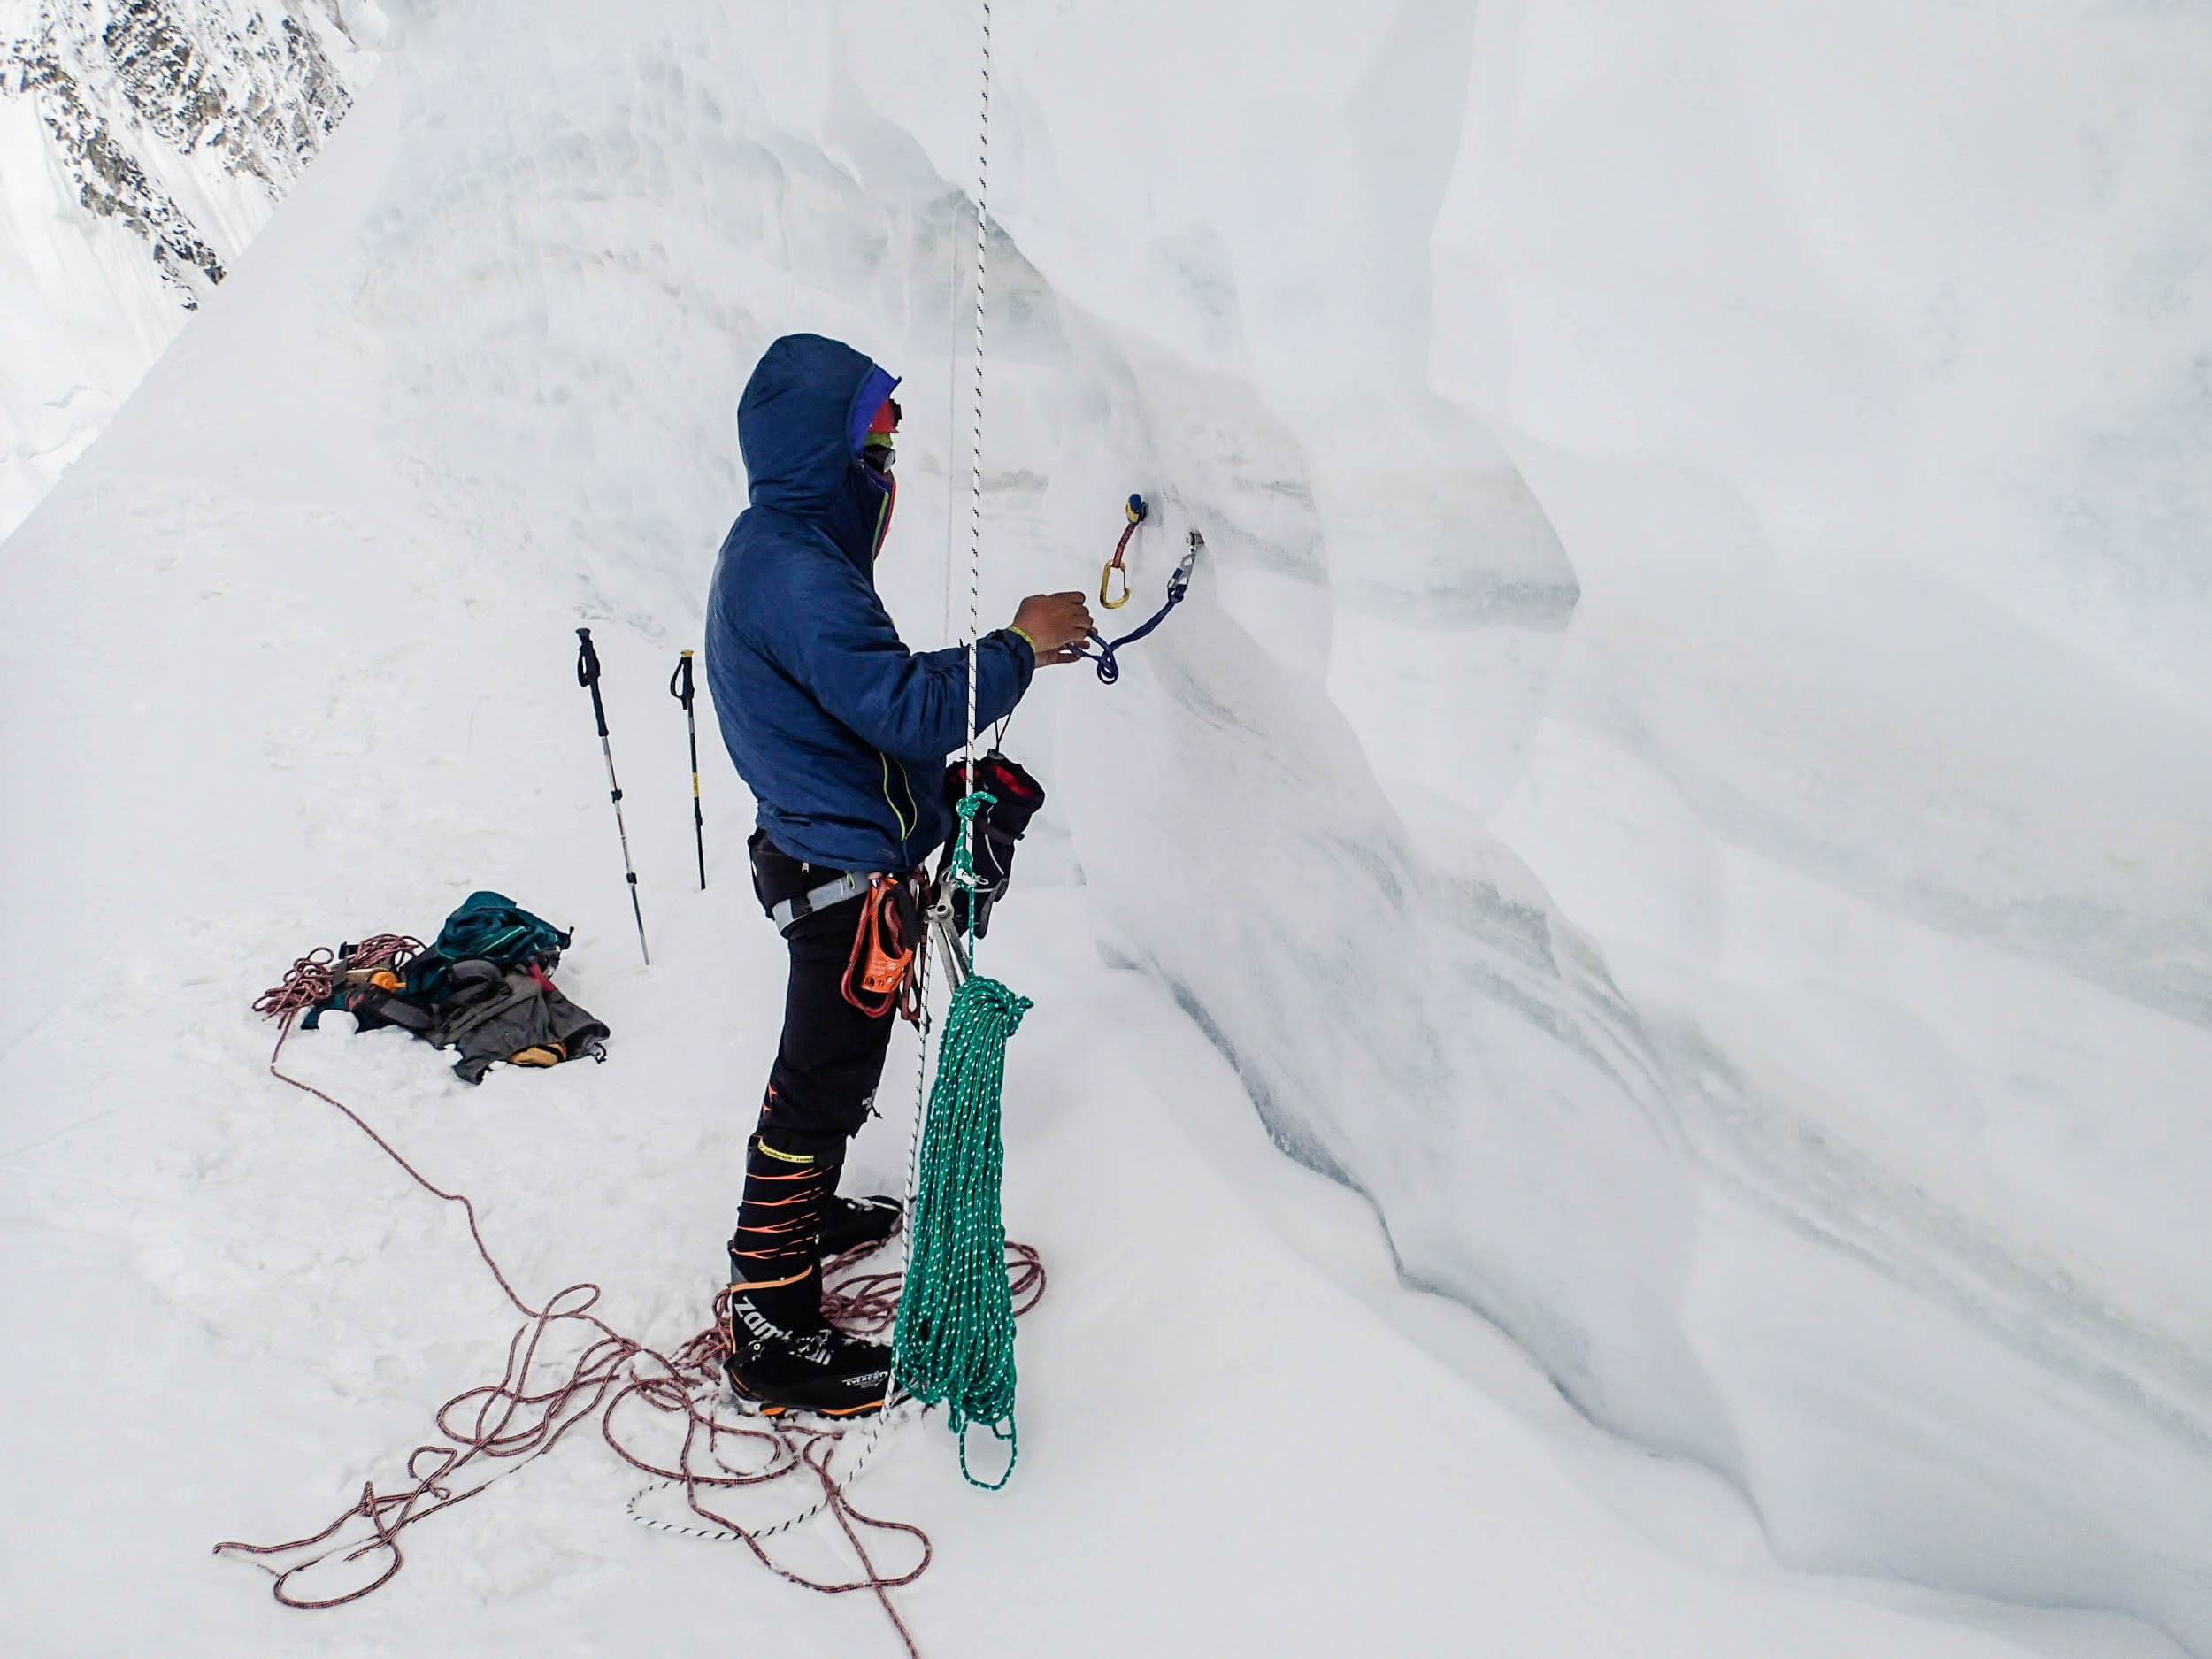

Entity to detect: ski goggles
[862,396,901,473]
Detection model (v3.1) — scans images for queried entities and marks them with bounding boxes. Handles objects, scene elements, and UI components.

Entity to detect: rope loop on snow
[219,966,1044,1659]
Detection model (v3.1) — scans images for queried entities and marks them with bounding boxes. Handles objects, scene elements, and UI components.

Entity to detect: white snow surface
[4,2,2210,1655]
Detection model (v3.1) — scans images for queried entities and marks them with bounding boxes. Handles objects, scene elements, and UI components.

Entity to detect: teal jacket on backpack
[404,890,570,1002]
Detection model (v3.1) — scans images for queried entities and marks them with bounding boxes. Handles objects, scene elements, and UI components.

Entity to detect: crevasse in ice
[10,0,2212,1648]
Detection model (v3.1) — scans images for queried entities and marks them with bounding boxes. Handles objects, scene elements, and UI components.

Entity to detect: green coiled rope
[893,793,1030,1488]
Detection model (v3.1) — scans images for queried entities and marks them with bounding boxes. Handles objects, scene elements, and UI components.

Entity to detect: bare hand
[1010,591,1094,665]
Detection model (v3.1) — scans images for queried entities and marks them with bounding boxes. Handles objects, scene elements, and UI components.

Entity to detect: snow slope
[4,1,2210,1653]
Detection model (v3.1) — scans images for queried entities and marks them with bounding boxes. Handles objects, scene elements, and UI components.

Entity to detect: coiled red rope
[218,945,1045,1659]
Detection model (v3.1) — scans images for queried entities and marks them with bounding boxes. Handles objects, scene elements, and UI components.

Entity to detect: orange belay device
[841,874,921,1020]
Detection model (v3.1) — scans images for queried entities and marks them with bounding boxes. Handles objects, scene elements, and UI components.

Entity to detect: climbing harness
[1098,492,1147,608]
[771,870,868,933]
[574,627,649,964]
[1076,528,1202,685]
[669,649,707,890]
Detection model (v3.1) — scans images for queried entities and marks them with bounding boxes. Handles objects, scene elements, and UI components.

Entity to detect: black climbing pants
[749,832,900,1156]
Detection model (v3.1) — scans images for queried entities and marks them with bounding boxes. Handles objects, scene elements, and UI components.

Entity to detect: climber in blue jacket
[704,332,1092,1416]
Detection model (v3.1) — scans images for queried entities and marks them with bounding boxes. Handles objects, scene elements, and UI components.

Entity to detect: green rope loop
[894,839,1028,1486]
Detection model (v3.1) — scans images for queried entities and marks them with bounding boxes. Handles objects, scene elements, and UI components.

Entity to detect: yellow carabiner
[1097,491,1146,608]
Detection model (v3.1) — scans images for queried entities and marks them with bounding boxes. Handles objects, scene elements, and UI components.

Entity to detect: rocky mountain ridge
[0,0,376,535]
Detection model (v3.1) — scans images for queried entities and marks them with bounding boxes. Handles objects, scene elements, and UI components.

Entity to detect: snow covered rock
[0,0,376,536]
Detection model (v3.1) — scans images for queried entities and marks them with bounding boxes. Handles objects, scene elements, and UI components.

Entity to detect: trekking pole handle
[669,649,695,707]
[575,627,610,738]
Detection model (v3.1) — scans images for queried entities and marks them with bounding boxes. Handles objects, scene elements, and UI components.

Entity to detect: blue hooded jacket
[705,334,1035,874]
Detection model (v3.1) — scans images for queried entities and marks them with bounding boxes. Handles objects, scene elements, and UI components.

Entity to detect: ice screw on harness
[1098,492,1146,609]
[1077,528,1201,685]
[668,649,706,890]
[895,791,1027,1488]
[574,627,650,965]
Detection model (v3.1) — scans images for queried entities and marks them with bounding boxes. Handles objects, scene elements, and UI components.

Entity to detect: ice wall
[751,3,2212,1644]
[12,0,2210,1647]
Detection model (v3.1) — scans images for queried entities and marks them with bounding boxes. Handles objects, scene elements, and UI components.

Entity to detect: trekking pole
[574,627,650,965]
[669,649,706,890]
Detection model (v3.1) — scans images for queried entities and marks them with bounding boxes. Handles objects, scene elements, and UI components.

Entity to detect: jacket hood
[736,334,900,545]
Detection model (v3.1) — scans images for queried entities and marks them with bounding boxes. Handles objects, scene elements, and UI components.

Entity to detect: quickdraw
[1076,528,1201,686]
[1098,492,1147,609]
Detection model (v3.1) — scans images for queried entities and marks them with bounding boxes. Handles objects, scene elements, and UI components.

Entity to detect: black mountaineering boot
[819,1191,902,1258]
[818,1148,903,1260]
[725,1305,894,1418]
[724,1132,893,1417]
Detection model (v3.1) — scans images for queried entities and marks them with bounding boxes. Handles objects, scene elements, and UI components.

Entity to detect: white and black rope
[624,1400,926,1544]
[961,0,993,824]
